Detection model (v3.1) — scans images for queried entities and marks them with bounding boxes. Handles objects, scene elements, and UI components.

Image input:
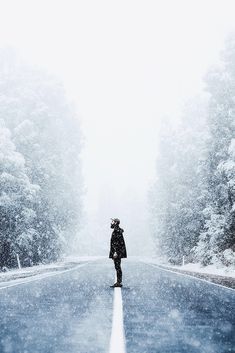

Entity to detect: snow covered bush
[222,248,235,267]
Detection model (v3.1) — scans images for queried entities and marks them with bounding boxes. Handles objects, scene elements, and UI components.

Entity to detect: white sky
[0,0,235,254]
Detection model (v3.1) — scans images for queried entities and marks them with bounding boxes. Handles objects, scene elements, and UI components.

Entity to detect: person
[109,218,127,287]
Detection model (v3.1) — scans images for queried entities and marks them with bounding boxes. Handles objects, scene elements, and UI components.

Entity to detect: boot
[111,282,123,287]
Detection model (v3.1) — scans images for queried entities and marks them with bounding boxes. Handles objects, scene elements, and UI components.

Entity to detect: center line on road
[109,287,126,353]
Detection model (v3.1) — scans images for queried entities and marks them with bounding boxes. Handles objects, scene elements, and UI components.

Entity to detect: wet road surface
[123,261,235,353]
[0,259,234,353]
[0,260,113,353]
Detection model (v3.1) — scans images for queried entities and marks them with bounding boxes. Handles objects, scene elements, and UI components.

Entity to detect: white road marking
[109,287,126,353]
[0,262,90,290]
[144,262,235,292]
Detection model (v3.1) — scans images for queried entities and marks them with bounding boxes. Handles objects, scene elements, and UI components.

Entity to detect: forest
[150,35,235,267]
[0,49,83,268]
[1,36,235,270]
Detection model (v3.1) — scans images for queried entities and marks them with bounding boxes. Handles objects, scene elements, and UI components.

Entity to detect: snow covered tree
[0,120,39,267]
[0,49,83,266]
[150,99,208,263]
[194,36,235,266]
[151,35,235,267]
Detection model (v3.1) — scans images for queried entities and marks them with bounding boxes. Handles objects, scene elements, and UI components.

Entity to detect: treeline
[150,36,235,267]
[0,49,83,269]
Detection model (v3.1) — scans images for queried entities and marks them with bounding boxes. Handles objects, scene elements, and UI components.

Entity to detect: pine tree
[195,36,235,266]
[0,49,83,266]
[0,120,39,267]
[150,98,208,263]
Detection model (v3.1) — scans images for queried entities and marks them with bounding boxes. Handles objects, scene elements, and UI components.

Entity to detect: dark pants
[114,258,122,283]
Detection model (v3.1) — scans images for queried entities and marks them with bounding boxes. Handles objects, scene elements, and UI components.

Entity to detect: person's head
[110,218,120,228]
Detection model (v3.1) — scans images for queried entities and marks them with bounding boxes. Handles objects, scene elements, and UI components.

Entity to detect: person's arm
[110,235,117,259]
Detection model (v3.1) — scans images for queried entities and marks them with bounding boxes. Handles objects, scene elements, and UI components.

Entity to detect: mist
[1,0,235,260]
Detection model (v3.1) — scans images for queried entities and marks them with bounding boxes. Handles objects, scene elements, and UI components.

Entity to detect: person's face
[111,221,115,228]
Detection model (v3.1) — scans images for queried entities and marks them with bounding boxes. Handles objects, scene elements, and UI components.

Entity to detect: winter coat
[109,227,127,259]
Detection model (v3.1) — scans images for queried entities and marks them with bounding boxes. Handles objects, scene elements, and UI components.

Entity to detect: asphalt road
[123,262,235,353]
[0,260,113,353]
[0,259,234,353]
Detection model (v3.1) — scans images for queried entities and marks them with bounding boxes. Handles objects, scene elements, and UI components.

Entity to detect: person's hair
[111,218,120,225]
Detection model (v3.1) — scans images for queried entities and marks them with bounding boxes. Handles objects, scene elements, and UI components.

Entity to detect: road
[0,259,234,353]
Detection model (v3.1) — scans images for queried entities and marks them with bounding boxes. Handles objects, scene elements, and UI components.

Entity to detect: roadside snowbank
[174,262,235,279]
[0,256,104,284]
[140,257,235,289]
[140,257,235,278]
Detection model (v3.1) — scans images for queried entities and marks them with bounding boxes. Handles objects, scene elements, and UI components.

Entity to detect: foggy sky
[0,0,235,255]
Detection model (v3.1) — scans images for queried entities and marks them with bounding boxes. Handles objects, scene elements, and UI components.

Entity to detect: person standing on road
[109,218,127,287]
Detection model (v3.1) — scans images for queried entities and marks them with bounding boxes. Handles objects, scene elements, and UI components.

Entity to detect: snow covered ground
[140,257,235,289]
[173,262,235,278]
[140,257,235,278]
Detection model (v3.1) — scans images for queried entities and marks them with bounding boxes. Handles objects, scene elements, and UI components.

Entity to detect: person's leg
[114,258,122,283]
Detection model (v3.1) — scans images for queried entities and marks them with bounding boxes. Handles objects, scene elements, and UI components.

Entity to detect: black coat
[109,227,127,259]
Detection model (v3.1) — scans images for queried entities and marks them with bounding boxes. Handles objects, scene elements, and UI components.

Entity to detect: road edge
[142,261,235,292]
